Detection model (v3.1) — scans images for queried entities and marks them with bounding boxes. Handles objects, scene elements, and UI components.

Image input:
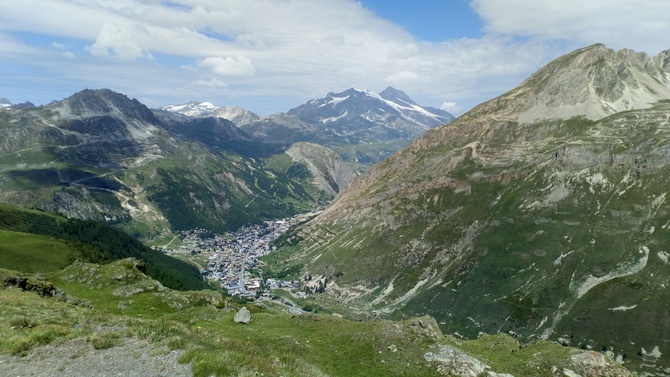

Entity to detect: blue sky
[1,1,669,116]
[361,0,484,42]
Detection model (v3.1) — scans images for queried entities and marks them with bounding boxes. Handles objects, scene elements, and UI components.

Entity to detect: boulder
[424,345,514,377]
[234,307,252,324]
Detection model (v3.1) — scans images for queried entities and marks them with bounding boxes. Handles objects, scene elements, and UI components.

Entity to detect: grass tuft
[87,332,122,349]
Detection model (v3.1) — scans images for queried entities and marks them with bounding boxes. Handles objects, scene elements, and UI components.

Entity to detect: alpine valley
[0,44,665,377]
[267,44,670,375]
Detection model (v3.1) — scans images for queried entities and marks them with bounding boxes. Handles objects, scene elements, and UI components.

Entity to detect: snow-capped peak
[161,101,219,117]
[287,87,455,132]
[161,101,259,125]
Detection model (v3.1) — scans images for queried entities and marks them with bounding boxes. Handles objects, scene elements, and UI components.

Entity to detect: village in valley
[159,210,320,305]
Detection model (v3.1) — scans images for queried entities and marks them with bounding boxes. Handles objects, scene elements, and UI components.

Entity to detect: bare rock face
[424,346,513,377]
[567,351,635,377]
[286,142,357,197]
[477,44,670,124]
[234,307,252,324]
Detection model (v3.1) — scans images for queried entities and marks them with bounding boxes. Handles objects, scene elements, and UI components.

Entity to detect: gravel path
[0,338,192,377]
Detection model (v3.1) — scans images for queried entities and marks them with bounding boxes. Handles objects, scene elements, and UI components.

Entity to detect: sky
[1,0,669,116]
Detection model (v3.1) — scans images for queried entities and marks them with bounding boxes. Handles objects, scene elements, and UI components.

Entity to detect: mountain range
[163,87,454,170]
[0,86,448,241]
[267,44,670,374]
[0,98,35,109]
[0,89,344,240]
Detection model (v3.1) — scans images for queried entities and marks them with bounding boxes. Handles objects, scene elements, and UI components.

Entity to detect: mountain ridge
[162,87,454,170]
[455,44,670,125]
[285,142,358,198]
[0,88,333,238]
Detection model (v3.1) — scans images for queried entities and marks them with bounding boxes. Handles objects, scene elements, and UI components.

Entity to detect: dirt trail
[0,338,191,377]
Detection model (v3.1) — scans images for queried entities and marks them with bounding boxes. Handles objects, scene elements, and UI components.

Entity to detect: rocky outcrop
[459,44,670,124]
[425,346,513,377]
[567,351,635,377]
[234,307,252,324]
[425,346,633,377]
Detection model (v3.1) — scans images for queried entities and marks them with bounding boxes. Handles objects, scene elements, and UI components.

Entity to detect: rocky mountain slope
[0,89,328,239]
[269,44,670,375]
[474,44,670,124]
[285,142,358,198]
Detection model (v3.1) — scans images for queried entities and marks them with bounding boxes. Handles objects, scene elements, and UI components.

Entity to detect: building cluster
[176,211,319,298]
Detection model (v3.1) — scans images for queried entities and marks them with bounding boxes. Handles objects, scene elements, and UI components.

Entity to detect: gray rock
[425,345,514,377]
[568,350,635,377]
[234,307,252,324]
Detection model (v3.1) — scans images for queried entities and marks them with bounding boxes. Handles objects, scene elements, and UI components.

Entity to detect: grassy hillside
[0,204,207,291]
[0,260,632,376]
[0,230,74,273]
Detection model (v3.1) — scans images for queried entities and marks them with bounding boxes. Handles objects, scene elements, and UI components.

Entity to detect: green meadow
[0,230,74,273]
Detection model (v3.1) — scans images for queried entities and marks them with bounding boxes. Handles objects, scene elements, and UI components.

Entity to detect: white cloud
[440,102,461,113]
[472,0,670,54]
[50,41,75,59]
[87,23,153,61]
[50,42,66,50]
[193,78,228,88]
[385,71,419,86]
[197,56,255,77]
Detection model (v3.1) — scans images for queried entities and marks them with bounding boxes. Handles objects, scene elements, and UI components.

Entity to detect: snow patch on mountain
[322,111,349,123]
[161,102,259,125]
[321,95,350,107]
[608,305,637,312]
